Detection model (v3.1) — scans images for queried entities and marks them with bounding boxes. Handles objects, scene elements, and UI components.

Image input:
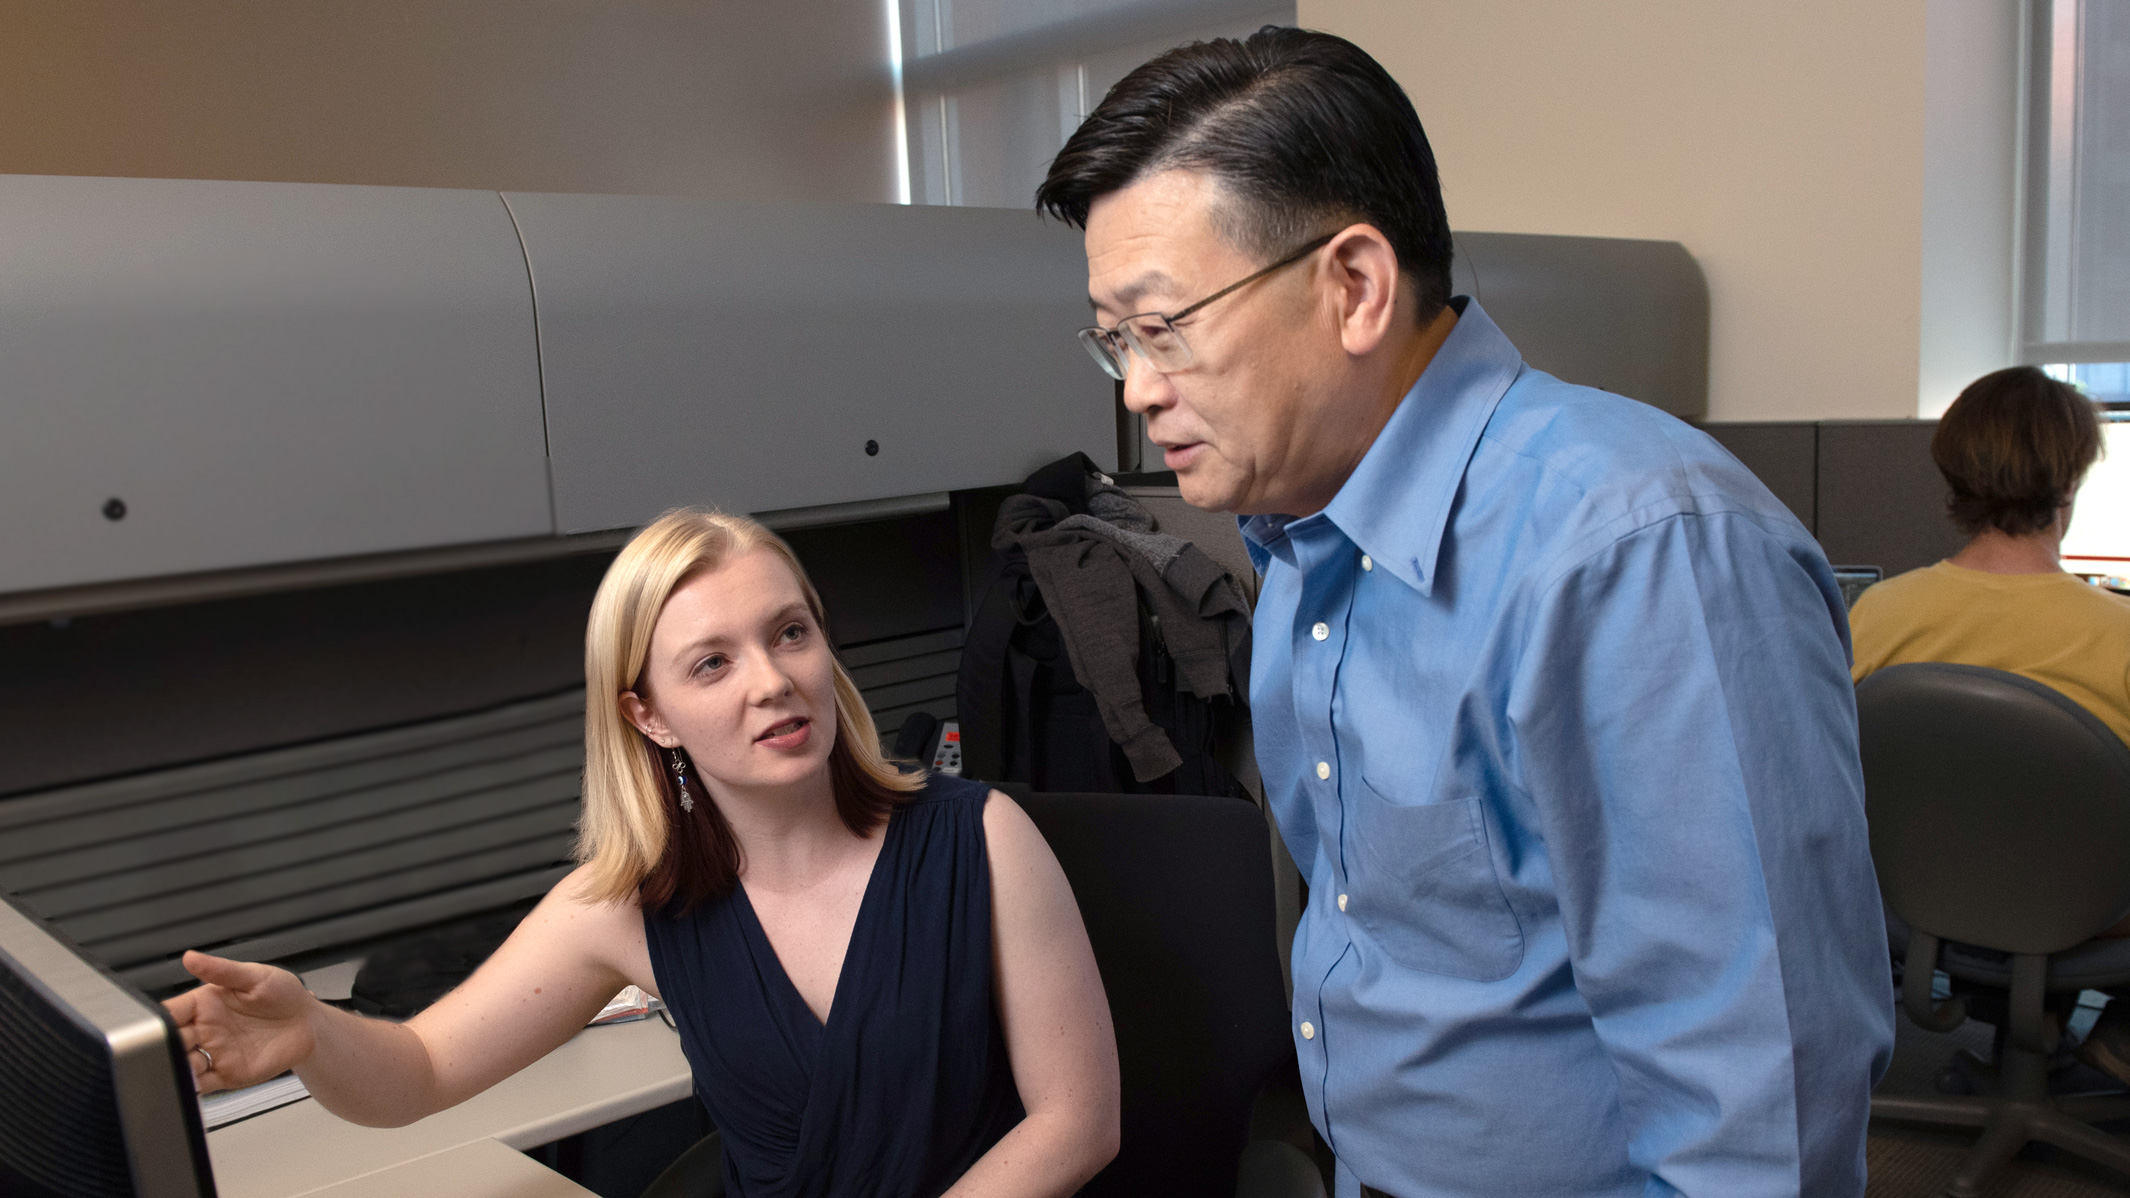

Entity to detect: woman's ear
[619,691,681,749]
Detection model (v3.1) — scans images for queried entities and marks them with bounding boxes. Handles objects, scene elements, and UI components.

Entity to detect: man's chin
[1174,468,1245,514]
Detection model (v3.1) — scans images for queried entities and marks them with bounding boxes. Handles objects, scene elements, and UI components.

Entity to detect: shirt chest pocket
[1348,779,1524,982]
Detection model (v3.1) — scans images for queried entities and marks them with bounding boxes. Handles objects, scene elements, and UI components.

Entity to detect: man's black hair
[1036,26,1454,317]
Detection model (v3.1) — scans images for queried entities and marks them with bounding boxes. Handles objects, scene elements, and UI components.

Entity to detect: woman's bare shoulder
[979,788,1038,850]
[520,864,656,994]
[980,790,1073,898]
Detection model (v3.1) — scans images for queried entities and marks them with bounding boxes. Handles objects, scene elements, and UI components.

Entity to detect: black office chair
[1861,662,2130,1196]
[1013,792,1312,1193]
[641,789,1320,1198]
[1015,791,1318,1198]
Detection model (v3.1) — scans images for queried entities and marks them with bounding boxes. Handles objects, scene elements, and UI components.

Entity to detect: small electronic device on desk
[1831,565,1882,610]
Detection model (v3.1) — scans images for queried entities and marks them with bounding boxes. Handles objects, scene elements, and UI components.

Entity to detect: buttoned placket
[1286,521,1363,1141]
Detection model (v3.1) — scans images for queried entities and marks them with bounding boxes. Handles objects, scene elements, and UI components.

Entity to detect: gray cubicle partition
[1702,418,1967,579]
[0,175,553,596]
[1456,232,1709,423]
[502,192,1112,534]
[1815,421,1967,577]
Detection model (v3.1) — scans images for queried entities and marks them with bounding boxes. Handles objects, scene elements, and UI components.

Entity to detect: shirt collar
[1241,297,1523,596]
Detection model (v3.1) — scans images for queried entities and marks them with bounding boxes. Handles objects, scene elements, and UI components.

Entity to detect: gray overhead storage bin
[503,192,1112,533]
[1453,232,1709,422]
[0,175,552,598]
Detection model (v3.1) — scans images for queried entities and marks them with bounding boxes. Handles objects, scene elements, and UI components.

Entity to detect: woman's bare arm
[165,865,656,1127]
[943,792,1120,1198]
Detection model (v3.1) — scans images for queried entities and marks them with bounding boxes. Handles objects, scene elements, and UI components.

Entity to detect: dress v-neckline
[733,809,901,1032]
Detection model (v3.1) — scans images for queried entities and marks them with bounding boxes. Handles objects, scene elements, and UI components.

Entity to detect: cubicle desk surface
[207,1017,693,1198]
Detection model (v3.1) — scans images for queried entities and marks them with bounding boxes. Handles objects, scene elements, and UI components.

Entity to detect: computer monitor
[0,890,216,1198]
[1830,565,1883,610]
[2064,409,2130,577]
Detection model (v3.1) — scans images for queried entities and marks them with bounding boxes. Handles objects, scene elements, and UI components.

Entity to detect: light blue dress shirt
[1243,299,1894,1198]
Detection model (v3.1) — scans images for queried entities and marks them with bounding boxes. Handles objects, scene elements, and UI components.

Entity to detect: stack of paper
[200,1072,311,1130]
[589,984,664,1026]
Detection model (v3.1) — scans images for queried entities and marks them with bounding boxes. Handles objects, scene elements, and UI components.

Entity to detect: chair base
[1872,1092,2130,1197]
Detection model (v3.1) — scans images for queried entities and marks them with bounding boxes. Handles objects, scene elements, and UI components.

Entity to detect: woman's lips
[756,718,811,751]
[1163,442,1205,470]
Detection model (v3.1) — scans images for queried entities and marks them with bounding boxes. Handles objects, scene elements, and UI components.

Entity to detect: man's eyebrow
[1091,270,1180,315]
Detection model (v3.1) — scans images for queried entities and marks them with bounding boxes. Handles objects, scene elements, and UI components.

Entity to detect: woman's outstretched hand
[163,950,319,1094]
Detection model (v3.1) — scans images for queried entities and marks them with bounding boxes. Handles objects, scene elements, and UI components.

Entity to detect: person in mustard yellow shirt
[1850,367,2129,741]
[1849,364,2130,1080]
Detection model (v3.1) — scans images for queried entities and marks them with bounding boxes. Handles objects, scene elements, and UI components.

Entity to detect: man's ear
[1324,223,1403,358]
[619,691,681,749]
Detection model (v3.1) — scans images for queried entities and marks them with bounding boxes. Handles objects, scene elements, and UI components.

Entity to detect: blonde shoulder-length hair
[577,508,924,910]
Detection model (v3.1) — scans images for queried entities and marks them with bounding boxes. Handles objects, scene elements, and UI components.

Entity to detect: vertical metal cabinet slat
[0,175,552,595]
[503,192,1114,533]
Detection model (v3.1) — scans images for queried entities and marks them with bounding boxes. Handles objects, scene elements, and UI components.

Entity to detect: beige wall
[1919,0,2021,418]
[1301,0,1936,422]
[0,1,898,202]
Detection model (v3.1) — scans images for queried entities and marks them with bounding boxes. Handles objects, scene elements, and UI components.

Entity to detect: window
[2021,0,2130,364]
[894,0,1295,210]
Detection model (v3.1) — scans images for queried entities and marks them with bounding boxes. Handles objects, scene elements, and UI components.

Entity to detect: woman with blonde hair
[166,509,1120,1197]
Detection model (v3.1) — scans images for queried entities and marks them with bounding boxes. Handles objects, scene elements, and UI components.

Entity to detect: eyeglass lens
[1077,328,1127,381]
[1076,317,1194,381]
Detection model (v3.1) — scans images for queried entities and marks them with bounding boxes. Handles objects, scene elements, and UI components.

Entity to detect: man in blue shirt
[1037,27,1893,1198]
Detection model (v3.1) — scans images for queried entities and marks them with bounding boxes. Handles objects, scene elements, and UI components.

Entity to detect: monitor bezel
[0,891,216,1198]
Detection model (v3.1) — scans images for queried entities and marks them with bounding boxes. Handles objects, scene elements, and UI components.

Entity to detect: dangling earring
[669,749,695,813]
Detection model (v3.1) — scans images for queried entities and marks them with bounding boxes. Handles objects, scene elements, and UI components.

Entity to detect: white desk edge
[206,1016,694,1198]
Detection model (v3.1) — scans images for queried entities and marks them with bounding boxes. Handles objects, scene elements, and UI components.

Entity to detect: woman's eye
[694,655,726,675]
[780,623,806,643]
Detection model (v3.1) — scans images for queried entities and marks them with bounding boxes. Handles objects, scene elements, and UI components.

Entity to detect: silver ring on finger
[194,1045,213,1071]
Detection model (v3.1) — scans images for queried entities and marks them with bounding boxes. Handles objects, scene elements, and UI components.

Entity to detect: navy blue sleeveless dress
[642,773,1024,1198]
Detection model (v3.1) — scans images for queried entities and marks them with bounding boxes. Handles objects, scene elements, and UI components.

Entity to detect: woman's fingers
[189,1047,224,1093]
[181,949,272,991]
[163,986,198,1026]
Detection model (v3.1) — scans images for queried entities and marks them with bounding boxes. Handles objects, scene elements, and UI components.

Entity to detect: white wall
[1301,0,2016,422]
[0,1,899,203]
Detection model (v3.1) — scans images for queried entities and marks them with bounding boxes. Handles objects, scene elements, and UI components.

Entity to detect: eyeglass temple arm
[1164,232,1338,324]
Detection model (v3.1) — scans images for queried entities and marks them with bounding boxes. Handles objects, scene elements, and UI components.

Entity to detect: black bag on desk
[956,453,1252,798]
[350,904,533,1019]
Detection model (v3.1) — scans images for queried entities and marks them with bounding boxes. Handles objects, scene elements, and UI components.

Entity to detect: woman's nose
[739,651,796,700]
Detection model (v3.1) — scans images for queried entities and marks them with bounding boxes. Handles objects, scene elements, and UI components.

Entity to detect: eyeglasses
[1077,232,1336,381]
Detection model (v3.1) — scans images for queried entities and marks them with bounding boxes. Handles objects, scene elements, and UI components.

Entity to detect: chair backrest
[1014,792,1289,1198]
[1858,662,2130,954]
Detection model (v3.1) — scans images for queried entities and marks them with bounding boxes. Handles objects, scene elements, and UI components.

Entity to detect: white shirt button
[1311,622,1329,641]
[1316,761,1331,781]
[1338,893,1349,912]
[1300,1021,1315,1040]
[1361,554,1373,572]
